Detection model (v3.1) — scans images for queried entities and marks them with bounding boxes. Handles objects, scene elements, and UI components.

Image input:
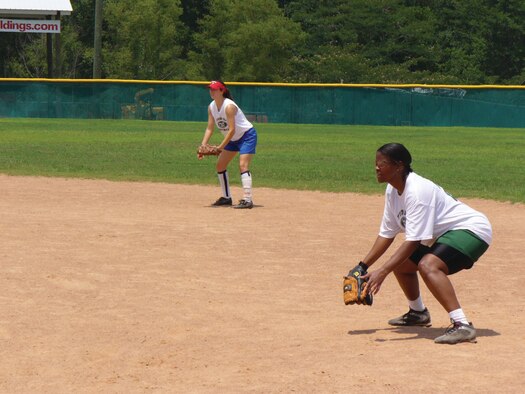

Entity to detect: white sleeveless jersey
[379,172,492,245]
[209,98,253,141]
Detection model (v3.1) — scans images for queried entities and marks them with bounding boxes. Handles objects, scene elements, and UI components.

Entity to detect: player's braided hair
[377,143,413,176]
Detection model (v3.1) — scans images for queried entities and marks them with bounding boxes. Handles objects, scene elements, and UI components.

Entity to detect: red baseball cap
[207,80,226,91]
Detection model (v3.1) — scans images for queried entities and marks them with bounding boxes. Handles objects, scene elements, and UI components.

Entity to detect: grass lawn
[0,118,523,203]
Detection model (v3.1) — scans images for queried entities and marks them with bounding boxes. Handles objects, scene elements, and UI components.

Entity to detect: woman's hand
[361,267,389,295]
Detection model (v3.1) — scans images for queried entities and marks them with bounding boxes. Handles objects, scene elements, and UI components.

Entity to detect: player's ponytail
[218,81,233,100]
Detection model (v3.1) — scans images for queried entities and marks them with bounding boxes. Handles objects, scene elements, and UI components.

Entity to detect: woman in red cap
[199,80,258,209]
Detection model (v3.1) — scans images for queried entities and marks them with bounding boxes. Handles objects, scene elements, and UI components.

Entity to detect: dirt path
[0,175,523,393]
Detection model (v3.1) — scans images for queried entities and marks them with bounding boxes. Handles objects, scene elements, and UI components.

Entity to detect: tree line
[0,0,524,84]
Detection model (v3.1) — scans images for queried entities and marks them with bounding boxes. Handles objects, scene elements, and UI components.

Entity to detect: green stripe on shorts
[436,230,489,262]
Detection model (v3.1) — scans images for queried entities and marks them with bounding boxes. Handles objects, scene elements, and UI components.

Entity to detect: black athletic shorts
[409,243,474,275]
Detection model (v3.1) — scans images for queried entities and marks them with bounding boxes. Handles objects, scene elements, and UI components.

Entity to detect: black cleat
[233,199,254,209]
[211,197,232,207]
[388,308,432,327]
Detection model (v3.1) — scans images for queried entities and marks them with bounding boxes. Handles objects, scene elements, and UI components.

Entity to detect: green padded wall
[0,79,524,127]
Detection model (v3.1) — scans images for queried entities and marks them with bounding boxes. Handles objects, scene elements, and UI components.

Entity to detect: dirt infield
[0,175,523,393]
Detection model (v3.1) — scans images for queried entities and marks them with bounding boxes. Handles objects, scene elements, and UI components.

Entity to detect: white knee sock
[217,170,230,198]
[408,295,426,312]
[241,171,252,201]
[449,308,469,325]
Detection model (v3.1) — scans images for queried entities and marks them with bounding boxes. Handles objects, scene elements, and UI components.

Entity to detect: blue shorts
[224,128,257,154]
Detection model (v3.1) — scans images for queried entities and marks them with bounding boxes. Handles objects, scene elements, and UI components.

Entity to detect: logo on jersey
[397,209,406,228]
[217,117,228,130]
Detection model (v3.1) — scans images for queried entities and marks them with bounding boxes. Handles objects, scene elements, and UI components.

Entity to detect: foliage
[0,0,524,84]
[481,0,525,83]
[192,0,305,81]
[102,0,186,80]
[4,34,48,77]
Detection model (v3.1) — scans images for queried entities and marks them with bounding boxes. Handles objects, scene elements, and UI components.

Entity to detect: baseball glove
[197,144,222,156]
[343,263,373,306]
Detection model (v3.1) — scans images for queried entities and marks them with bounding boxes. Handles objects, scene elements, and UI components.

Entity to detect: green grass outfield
[0,118,523,203]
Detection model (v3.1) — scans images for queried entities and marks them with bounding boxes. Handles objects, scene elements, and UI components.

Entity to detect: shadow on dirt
[347,326,500,341]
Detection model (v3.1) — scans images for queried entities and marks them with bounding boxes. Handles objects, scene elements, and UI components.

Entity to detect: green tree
[431,0,491,83]
[0,34,20,77]
[286,0,442,83]
[64,0,99,78]
[482,0,525,83]
[284,0,525,84]
[285,0,357,51]
[192,0,306,81]
[4,34,48,77]
[103,0,185,79]
[179,0,211,56]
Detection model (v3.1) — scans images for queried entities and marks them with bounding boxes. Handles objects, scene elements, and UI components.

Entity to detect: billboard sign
[0,18,60,33]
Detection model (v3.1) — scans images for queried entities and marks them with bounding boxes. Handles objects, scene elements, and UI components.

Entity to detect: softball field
[0,175,523,393]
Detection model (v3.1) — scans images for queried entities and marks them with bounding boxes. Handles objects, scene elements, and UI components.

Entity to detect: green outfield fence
[1,79,525,127]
